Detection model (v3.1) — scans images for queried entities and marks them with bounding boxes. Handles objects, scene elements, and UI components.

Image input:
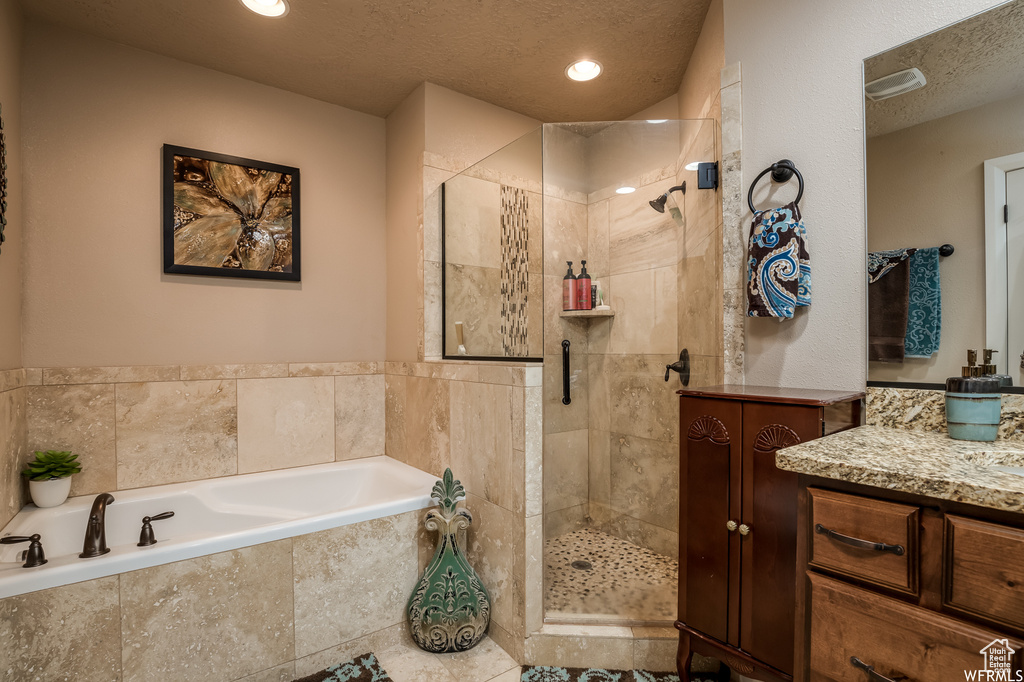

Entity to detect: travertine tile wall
[443,172,543,359]
[721,63,745,384]
[0,368,27,529]
[384,360,543,663]
[1,510,428,681]
[17,362,384,498]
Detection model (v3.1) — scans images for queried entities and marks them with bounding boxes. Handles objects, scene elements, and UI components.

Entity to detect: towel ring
[747,159,803,214]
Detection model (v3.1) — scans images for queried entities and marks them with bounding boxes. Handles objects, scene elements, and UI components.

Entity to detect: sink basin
[960,451,1024,477]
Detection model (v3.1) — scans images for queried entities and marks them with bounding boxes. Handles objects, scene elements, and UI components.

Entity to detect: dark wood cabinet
[676,386,864,682]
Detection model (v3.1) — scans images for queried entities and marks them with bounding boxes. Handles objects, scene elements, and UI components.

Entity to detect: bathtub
[0,456,437,599]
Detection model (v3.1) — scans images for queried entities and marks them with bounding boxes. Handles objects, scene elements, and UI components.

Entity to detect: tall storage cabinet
[675,386,864,682]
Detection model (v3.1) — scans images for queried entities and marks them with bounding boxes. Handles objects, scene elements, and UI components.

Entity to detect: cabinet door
[680,397,743,645]
[741,402,821,675]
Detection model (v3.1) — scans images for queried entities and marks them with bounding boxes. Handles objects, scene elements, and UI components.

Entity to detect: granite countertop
[776,425,1024,513]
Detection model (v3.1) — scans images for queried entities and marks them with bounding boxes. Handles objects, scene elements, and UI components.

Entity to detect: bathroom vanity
[777,426,1024,681]
[676,386,864,682]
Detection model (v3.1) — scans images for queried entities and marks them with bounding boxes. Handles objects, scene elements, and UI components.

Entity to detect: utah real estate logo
[964,639,1021,681]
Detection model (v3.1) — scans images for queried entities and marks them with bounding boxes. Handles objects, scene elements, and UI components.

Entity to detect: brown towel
[869,258,910,362]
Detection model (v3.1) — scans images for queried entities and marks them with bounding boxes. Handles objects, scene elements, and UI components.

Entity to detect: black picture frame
[162,144,300,281]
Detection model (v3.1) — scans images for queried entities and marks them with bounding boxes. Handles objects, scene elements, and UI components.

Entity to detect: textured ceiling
[19,0,712,122]
[865,0,1024,138]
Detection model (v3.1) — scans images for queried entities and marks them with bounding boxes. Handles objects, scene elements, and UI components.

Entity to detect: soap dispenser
[562,261,577,311]
[576,260,592,311]
[981,348,1013,388]
[945,349,1001,441]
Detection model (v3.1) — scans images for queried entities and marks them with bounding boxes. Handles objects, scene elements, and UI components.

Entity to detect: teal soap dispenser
[945,349,1002,441]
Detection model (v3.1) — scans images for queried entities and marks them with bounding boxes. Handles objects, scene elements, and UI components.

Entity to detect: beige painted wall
[0,1,23,370]
[724,0,1001,390]
[867,92,1024,383]
[678,0,723,122]
[21,22,387,367]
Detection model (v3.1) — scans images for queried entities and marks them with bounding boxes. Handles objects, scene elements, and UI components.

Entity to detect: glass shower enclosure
[441,119,722,627]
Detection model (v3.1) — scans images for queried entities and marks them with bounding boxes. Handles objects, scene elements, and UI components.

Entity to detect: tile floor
[374,635,521,682]
[544,528,678,624]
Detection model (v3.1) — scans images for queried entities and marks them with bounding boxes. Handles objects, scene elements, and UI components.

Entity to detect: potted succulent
[22,450,82,508]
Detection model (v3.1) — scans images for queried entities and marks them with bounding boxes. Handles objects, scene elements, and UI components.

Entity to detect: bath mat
[520,666,681,681]
[292,652,392,682]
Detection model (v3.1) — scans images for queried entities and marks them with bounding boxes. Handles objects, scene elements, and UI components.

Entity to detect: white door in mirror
[1007,168,1024,382]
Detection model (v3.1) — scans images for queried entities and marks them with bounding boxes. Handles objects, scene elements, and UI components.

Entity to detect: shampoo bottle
[576,260,592,310]
[563,262,577,311]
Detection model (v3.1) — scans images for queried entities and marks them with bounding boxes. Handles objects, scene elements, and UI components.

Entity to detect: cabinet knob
[739,524,751,536]
[726,520,738,532]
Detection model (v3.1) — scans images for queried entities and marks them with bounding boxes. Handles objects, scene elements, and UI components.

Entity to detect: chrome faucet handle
[138,511,175,547]
[1,533,48,568]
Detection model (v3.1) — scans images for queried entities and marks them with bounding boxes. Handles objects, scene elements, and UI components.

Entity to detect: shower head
[648,184,686,213]
[649,193,669,213]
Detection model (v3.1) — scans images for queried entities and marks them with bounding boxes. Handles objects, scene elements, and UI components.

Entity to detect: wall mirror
[442,127,543,360]
[865,0,1024,390]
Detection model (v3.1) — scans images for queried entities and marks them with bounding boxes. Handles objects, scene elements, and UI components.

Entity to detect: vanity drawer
[808,488,919,594]
[808,573,1022,681]
[945,515,1024,631]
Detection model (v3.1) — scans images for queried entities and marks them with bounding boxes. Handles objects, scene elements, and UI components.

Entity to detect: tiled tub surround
[867,385,1024,443]
[1,508,436,682]
[775,425,1024,513]
[0,368,27,530]
[15,361,384,499]
[0,456,435,598]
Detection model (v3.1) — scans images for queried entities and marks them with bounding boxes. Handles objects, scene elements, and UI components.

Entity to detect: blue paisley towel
[904,247,941,357]
[747,202,810,318]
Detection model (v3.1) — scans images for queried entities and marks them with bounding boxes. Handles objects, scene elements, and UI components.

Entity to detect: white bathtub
[0,456,437,599]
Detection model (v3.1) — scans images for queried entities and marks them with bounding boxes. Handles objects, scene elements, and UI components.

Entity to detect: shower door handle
[562,340,571,405]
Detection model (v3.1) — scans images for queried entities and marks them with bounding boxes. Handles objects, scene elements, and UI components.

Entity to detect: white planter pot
[29,477,73,508]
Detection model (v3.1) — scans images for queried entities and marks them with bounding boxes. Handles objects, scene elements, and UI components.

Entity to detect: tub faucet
[80,493,115,558]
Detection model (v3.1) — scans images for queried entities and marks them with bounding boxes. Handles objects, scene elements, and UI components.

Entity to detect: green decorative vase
[407,468,491,652]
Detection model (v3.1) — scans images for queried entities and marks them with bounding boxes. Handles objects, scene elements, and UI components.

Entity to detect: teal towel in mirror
[905,247,941,357]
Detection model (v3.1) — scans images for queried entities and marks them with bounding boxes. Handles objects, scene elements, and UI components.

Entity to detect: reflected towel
[905,247,941,357]
[868,256,911,362]
[746,202,810,318]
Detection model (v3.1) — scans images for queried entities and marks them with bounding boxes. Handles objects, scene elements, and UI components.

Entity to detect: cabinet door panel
[680,397,742,645]
[741,402,821,675]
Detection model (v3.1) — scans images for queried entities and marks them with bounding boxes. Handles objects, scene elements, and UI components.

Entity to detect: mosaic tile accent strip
[500,184,530,357]
[545,528,677,623]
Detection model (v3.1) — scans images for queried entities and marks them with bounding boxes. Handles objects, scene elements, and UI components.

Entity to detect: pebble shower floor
[544,528,678,623]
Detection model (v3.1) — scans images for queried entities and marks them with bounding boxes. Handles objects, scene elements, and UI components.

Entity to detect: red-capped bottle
[563,261,577,311]
[576,260,592,310]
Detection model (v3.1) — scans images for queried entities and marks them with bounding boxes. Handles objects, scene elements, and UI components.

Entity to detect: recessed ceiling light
[616,186,636,194]
[684,162,701,171]
[239,0,289,17]
[647,119,668,124]
[565,60,602,82]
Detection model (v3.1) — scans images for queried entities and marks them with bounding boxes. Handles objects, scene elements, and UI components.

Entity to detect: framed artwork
[163,144,300,280]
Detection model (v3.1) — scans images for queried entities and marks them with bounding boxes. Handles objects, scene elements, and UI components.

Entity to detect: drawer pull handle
[850,656,899,682]
[815,524,905,556]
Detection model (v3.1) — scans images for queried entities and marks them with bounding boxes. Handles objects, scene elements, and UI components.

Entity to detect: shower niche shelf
[559,308,615,319]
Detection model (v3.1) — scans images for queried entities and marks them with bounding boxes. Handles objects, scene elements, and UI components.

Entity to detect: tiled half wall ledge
[3,363,386,501]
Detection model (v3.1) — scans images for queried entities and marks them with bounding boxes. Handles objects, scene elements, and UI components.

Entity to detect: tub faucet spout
[80,493,114,558]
